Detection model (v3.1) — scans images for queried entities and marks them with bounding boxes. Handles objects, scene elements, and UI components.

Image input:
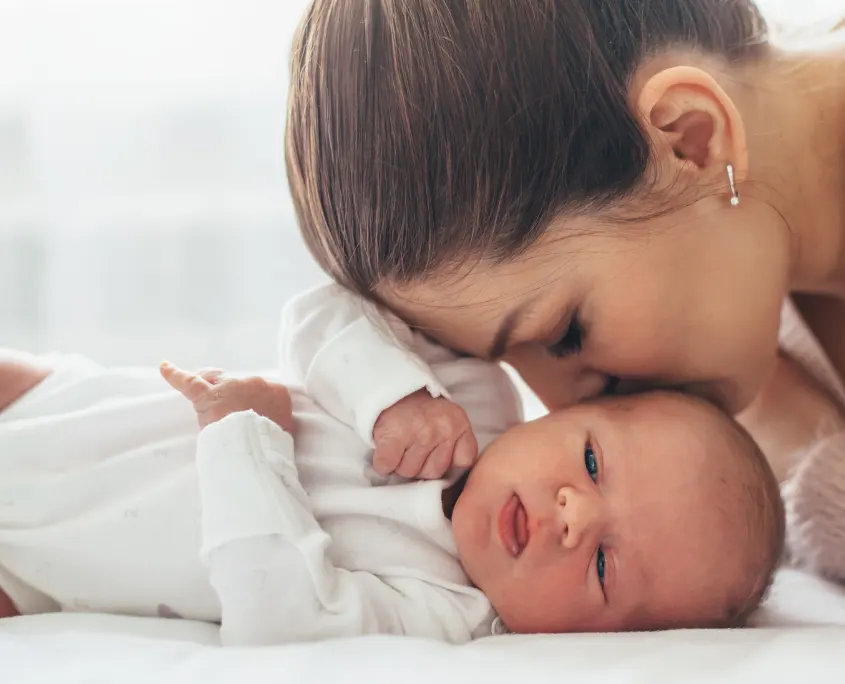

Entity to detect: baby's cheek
[495,569,589,634]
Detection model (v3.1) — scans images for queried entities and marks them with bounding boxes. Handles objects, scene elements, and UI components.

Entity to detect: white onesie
[0,284,522,644]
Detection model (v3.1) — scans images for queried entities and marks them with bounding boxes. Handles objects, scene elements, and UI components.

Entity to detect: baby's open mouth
[498,494,529,558]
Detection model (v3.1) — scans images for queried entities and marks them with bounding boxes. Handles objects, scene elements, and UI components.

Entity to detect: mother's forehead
[377,222,622,309]
[380,250,578,317]
[380,275,547,348]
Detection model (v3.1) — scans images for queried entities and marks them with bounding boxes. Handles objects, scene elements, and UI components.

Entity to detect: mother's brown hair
[285,0,767,298]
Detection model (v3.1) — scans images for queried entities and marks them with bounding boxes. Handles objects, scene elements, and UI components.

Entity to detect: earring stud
[727,164,740,207]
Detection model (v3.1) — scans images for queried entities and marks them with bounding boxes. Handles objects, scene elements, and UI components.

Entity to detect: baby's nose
[556,486,599,550]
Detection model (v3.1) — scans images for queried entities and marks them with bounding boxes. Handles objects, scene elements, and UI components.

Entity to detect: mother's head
[286,0,790,414]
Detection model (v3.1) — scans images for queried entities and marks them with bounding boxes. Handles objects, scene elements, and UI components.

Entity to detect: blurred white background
[0,0,839,370]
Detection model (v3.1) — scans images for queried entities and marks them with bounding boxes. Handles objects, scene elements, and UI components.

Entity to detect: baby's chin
[448,471,496,585]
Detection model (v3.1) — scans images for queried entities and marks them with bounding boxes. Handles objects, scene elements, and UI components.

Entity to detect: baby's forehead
[605,396,749,507]
[607,390,720,421]
[614,393,743,455]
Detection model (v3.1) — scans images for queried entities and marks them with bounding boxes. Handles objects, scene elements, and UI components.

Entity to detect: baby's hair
[285,0,769,296]
[717,414,785,626]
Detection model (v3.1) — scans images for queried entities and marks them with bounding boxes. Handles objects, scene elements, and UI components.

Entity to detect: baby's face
[452,393,744,633]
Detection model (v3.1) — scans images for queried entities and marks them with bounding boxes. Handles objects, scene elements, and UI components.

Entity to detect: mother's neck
[737,36,845,296]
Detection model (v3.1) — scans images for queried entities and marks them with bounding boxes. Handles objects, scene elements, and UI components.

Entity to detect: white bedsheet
[3,568,845,683]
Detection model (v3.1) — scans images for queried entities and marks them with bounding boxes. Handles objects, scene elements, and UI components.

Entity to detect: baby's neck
[441,470,471,520]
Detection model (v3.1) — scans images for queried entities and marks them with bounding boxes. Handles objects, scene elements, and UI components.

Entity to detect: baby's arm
[280,284,478,478]
[195,411,483,645]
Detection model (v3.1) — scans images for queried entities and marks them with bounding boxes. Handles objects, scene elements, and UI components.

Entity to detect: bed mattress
[3,569,845,683]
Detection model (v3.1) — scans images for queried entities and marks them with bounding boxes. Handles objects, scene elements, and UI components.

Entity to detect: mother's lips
[498,494,530,558]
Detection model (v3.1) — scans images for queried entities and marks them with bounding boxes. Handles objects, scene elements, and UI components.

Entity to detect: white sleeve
[195,411,480,645]
[278,284,448,444]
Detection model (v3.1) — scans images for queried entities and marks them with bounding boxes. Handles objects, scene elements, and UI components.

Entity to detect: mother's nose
[556,486,602,550]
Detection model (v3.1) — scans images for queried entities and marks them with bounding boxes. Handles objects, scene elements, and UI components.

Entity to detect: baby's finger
[160,361,213,402]
[372,437,405,476]
[418,441,453,480]
[452,430,479,469]
[395,443,430,479]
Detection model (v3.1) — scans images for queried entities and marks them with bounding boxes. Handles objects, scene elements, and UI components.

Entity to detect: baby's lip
[498,494,529,558]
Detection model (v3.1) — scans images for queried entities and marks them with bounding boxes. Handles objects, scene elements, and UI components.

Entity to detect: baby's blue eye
[597,549,606,587]
[584,444,598,482]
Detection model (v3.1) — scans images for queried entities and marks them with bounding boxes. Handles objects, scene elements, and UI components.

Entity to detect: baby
[0,285,783,643]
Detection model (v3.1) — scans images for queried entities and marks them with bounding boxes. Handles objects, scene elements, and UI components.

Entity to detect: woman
[285,1,845,578]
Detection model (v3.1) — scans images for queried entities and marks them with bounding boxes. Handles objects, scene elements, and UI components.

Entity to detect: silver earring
[491,616,510,635]
[726,164,740,206]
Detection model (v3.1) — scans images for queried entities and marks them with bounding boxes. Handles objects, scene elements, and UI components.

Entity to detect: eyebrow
[488,308,522,360]
[490,291,554,360]
[487,290,565,360]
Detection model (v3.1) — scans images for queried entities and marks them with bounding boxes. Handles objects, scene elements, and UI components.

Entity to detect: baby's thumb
[453,430,479,469]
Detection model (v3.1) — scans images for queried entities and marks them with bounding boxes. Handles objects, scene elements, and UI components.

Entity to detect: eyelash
[597,549,606,593]
[584,443,599,483]
[548,311,584,358]
[584,442,607,594]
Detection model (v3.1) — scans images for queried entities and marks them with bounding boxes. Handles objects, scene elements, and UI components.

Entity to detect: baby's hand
[160,362,294,433]
[372,390,478,479]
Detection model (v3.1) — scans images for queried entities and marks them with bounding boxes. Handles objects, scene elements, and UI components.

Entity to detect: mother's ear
[634,66,748,193]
